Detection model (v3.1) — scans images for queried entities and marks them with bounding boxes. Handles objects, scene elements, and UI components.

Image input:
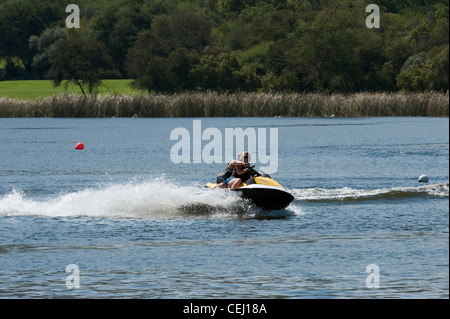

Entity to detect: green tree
[0,0,64,75]
[397,45,449,91]
[47,31,114,95]
[125,30,170,91]
[262,69,301,92]
[425,44,449,91]
[216,53,242,91]
[191,55,221,90]
[165,48,200,91]
[125,10,214,92]
[190,53,244,92]
[90,1,168,77]
[151,11,213,53]
[29,26,66,79]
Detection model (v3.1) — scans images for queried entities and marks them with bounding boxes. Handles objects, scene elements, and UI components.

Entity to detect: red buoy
[75,142,84,150]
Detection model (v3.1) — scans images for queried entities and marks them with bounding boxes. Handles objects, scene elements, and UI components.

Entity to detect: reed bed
[0,91,448,118]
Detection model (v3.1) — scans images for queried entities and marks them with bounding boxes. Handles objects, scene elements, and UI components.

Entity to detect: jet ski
[206,170,294,210]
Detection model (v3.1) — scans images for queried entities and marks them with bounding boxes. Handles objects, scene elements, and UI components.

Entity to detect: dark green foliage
[29,26,66,79]
[0,0,66,74]
[1,0,448,93]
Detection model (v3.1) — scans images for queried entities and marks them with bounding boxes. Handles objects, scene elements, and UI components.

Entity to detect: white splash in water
[1,178,304,219]
[0,180,242,218]
[289,183,449,201]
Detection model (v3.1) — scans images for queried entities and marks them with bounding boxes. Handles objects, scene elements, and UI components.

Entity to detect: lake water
[0,117,448,299]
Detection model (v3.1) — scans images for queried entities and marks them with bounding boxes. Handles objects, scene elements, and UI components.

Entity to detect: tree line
[0,0,448,94]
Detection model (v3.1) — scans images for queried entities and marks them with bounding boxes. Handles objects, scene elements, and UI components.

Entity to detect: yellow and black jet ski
[206,172,294,210]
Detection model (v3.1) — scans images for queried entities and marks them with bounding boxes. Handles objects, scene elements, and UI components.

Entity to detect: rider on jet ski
[215,152,255,189]
[209,152,293,210]
[228,152,256,189]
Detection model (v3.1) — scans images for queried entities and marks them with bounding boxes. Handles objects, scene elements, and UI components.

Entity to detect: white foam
[289,183,449,201]
[0,179,241,218]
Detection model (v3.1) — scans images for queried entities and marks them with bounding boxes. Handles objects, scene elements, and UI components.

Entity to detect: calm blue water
[0,117,448,298]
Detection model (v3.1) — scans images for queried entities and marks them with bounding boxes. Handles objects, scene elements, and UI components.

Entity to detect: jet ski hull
[206,176,294,210]
[234,185,295,210]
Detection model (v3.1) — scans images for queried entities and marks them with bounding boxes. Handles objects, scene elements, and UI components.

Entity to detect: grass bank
[0,91,448,118]
[0,79,143,99]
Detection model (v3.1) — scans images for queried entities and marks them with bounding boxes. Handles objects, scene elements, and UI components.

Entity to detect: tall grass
[0,91,448,118]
